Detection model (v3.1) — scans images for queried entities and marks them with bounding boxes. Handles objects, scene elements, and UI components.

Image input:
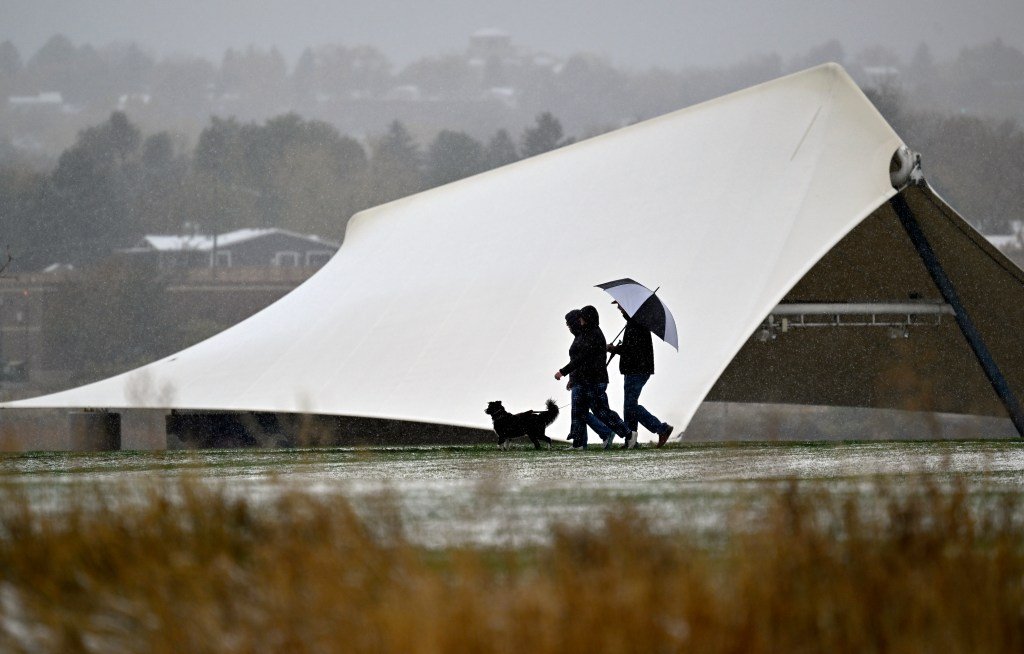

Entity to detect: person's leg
[579,383,617,449]
[587,411,613,440]
[585,383,613,440]
[588,383,632,443]
[622,374,646,432]
[591,383,617,447]
[570,384,609,444]
[568,384,582,442]
[569,384,590,448]
[625,374,666,434]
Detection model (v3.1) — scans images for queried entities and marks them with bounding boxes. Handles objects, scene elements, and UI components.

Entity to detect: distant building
[861,66,901,87]
[468,29,514,61]
[984,220,1024,250]
[0,228,339,388]
[116,93,152,111]
[121,228,339,270]
[7,92,67,112]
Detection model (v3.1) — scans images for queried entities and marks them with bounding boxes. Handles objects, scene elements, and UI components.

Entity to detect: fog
[3,0,1024,400]
[5,0,1023,69]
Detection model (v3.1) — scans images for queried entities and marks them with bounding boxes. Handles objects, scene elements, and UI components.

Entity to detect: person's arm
[557,328,606,378]
[559,338,585,377]
[556,342,578,379]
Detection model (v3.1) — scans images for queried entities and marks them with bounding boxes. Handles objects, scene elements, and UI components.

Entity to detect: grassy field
[1,442,1023,651]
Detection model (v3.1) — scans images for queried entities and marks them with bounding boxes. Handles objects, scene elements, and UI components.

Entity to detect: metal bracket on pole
[890,192,1024,438]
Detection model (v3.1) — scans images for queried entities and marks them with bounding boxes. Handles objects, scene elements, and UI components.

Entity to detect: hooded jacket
[559,305,609,385]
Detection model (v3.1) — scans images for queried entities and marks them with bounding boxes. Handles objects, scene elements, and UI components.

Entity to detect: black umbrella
[596,278,678,350]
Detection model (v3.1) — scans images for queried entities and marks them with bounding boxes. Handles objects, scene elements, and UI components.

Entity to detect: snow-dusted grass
[0,464,1022,652]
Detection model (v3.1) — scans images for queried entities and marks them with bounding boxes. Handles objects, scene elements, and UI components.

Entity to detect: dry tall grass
[0,478,1021,653]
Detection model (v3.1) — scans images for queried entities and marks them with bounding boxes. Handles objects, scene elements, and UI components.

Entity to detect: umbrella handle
[603,285,660,366]
[605,339,622,367]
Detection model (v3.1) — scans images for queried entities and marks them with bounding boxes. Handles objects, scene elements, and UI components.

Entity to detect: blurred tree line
[2,34,1024,384]
[0,109,574,383]
[0,109,571,272]
[865,83,1024,234]
[4,34,1024,163]
[3,85,1022,275]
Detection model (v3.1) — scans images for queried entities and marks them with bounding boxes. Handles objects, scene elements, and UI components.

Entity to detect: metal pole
[890,193,1024,438]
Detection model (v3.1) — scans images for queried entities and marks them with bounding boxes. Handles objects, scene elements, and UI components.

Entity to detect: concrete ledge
[67,411,121,451]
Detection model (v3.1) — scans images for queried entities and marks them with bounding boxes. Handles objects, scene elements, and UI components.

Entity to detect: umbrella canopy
[596,278,679,350]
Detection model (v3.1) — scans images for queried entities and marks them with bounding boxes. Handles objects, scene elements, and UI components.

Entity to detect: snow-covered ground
[1,441,1021,547]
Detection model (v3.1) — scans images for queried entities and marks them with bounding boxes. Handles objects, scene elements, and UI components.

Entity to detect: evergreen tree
[24,34,78,97]
[36,112,144,265]
[0,166,46,272]
[485,129,518,169]
[359,121,423,208]
[376,120,421,167]
[26,34,76,71]
[520,112,566,158]
[426,130,485,187]
[132,132,188,233]
[193,113,369,234]
[269,117,368,236]
[95,111,141,164]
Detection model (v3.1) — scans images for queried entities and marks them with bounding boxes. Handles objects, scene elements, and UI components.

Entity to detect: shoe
[657,424,674,448]
[603,432,616,450]
[572,443,588,450]
[626,431,638,449]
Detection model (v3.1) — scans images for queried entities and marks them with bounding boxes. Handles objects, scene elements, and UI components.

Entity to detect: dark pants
[570,381,630,447]
[572,383,614,439]
[623,374,667,433]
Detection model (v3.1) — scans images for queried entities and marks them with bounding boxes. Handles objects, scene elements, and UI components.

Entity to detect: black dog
[485,399,559,449]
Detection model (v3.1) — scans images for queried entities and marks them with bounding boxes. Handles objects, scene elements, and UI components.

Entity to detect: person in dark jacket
[607,301,674,448]
[555,305,633,449]
[562,310,615,444]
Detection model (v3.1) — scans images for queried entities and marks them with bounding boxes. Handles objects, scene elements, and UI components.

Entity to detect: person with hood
[555,305,634,449]
[607,301,674,448]
[562,309,615,444]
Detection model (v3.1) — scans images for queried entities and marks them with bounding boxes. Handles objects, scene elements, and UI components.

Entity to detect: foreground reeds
[0,478,1021,653]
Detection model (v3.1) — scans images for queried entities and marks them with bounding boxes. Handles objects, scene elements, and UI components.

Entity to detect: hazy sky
[4,0,1024,69]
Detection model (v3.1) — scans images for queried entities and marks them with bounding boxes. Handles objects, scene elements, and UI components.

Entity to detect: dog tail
[541,398,559,426]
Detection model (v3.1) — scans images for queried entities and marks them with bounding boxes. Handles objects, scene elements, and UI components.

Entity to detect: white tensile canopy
[8,64,1024,440]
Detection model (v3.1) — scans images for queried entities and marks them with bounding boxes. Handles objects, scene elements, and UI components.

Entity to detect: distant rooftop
[8,92,64,106]
[132,228,339,252]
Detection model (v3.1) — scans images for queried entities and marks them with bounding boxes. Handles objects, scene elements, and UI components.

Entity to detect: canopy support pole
[890,192,1024,438]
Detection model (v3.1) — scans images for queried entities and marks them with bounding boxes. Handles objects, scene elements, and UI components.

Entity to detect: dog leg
[527,431,543,450]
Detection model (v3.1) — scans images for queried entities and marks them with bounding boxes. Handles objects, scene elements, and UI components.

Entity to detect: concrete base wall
[0,402,1017,451]
[166,411,493,448]
[686,402,1018,441]
[67,412,121,451]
